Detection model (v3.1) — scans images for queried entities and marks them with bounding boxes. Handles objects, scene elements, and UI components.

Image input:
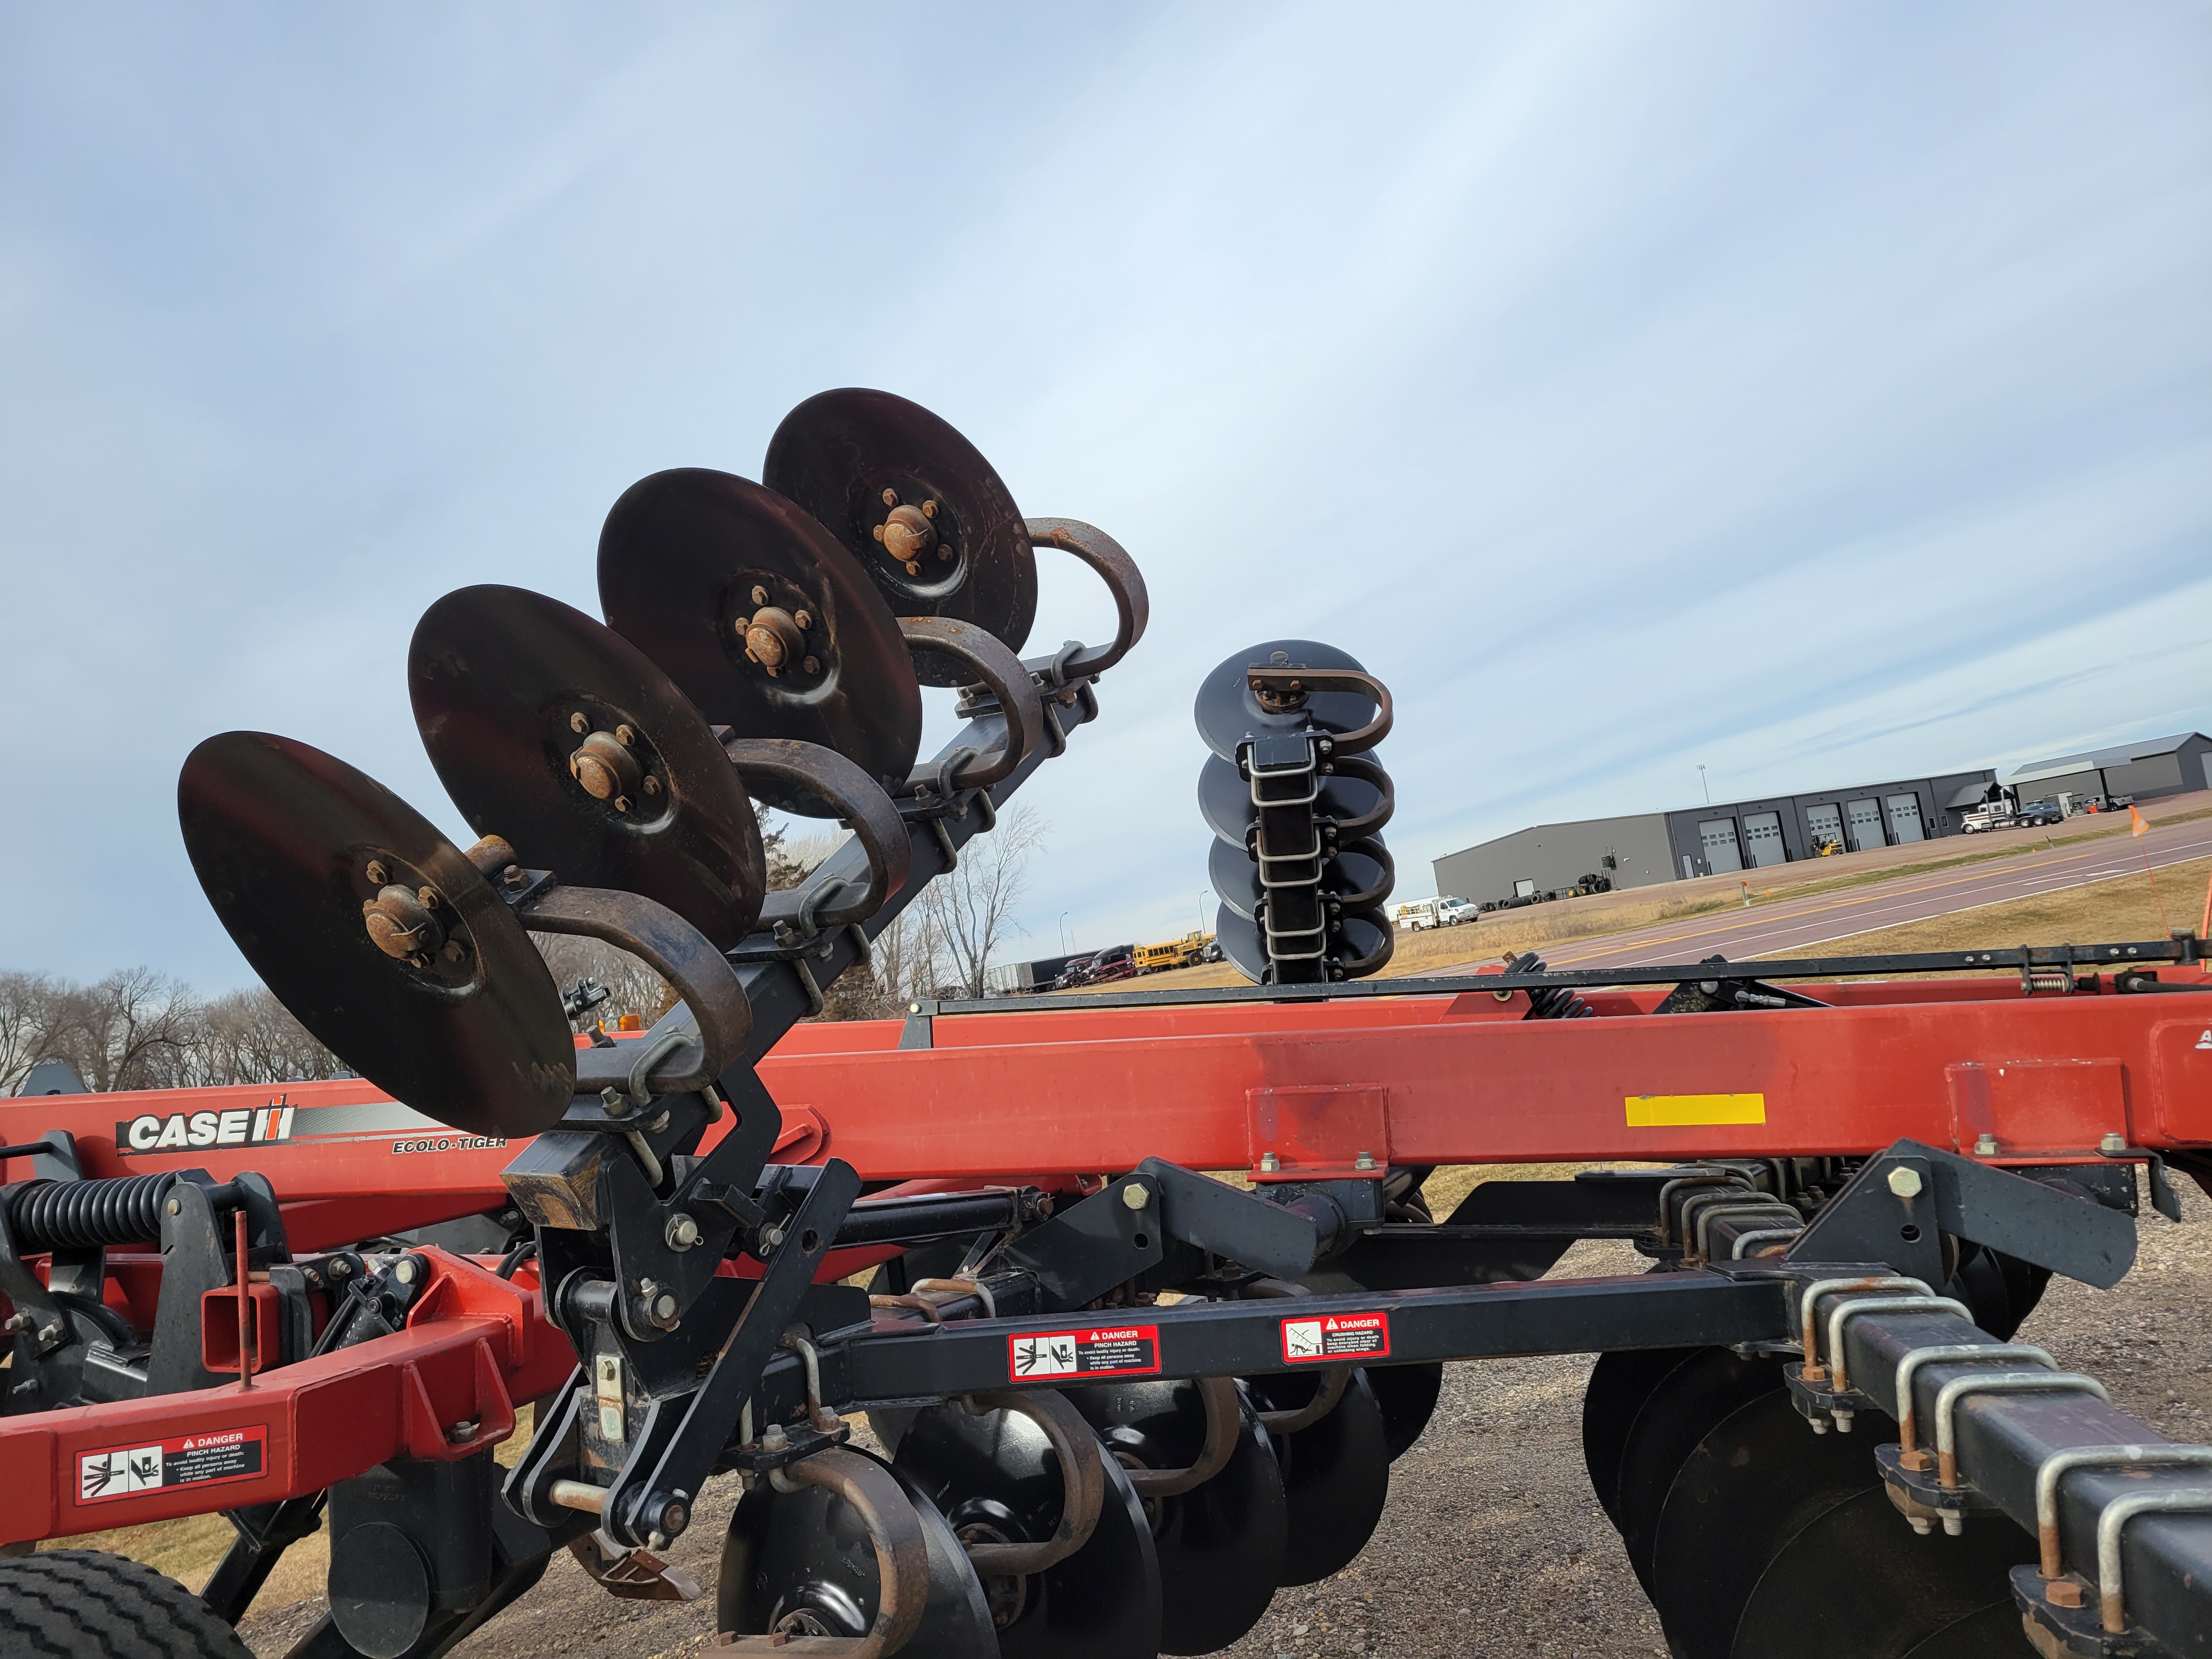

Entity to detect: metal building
[1432,767,1996,904]
[2005,732,2212,807]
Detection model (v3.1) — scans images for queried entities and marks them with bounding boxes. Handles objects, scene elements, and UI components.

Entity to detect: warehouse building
[1432,767,1999,904]
[2005,732,2212,807]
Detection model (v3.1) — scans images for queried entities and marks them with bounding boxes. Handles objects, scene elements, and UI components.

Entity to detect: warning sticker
[76,1426,266,1506]
[1008,1324,1161,1381]
[1280,1311,1391,1364]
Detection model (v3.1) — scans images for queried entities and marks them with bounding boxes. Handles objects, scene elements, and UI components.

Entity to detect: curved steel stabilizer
[893,1390,1163,1659]
[1062,1375,1288,1656]
[715,1446,991,1658]
[1244,1367,1392,1586]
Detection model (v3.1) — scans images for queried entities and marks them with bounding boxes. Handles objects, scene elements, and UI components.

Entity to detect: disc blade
[1580,1347,1701,1527]
[1896,1601,2034,1657]
[1729,1487,2030,1659]
[894,1398,1163,1659]
[1245,1370,1391,1585]
[1363,1362,1444,1460]
[1647,1389,1886,1659]
[1192,640,1378,763]
[1612,1348,1785,1592]
[716,1451,996,1656]
[1065,1379,1287,1655]
[1197,754,1389,847]
[1209,838,1393,922]
[596,467,922,811]
[1212,905,1267,983]
[177,732,574,1138]
[409,585,766,949]
[764,387,1035,680]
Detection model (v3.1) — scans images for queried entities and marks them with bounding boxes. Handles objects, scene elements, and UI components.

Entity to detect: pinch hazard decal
[1281,1311,1391,1363]
[1008,1324,1161,1380]
[1624,1092,1767,1128]
[76,1426,266,1505]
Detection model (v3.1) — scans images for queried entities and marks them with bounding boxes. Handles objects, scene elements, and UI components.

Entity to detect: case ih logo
[116,1101,296,1154]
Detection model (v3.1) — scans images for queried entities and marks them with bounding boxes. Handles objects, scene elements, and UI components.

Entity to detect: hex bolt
[1259,1152,1280,1173]
[447,1420,479,1445]
[751,585,770,606]
[1887,1166,1924,1199]
[802,656,820,675]
[614,724,635,746]
[364,860,388,885]
[2100,1132,2128,1154]
[881,488,898,507]
[1355,1150,1379,1172]
[1974,1133,1999,1156]
[1122,1183,1149,1211]
[503,865,528,890]
[2,1312,29,1334]
[921,499,937,518]
[569,712,590,733]
[665,1213,702,1251]
[653,1294,678,1322]
[600,1086,631,1118]
[641,776,661,795]
[793,610,813,631]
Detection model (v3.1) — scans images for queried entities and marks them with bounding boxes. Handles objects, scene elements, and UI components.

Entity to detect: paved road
[1437,817,2212,973]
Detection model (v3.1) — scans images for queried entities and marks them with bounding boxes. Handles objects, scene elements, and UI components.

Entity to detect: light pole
[1198,889,1212,933]
[1698,764,1710,805]
[1059,911,1071,955]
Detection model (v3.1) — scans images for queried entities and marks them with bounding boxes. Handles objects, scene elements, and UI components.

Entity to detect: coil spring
[5,1173,178,1252]
[1510,952,1594,1020]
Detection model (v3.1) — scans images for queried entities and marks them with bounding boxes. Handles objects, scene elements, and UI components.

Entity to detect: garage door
[1845,798,1886,853]
[1698,818,1743,874]
[1884,793,1926,843]
[1742,811,1787,867]
[1805,803,1844,852]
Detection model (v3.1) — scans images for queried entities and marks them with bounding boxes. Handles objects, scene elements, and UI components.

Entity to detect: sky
[2,2,2208,989]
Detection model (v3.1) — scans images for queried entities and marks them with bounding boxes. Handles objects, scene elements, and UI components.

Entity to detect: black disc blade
[1613,1348,1785,1592]
[1065,1380,1287,1655]
[409,585,766,950]
[1648,1389,1887,1659]
[893,1399,1163,1659]
[177,732,574,1138]
[764,388,1035,681]
[1197,754,1389,848]
[716,1452,996,1656]
[1192,640,1377,763]
[1208,839,1393,922]
[1361,1362,1444,1462]
[1730,1488,2030,1659]
[1897,1601,2035,1657]
[1244,1370,1391,1585]
[1212,905,1267,982]
[596,467,922,811]
[1580,1347,1701,1527]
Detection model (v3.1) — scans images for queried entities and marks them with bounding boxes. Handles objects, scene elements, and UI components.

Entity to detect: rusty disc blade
[763,388,1035,683]
[1192,639,1378,763]
[177,732,574,1138]
[410,585,766,950]
[597,468,923,812]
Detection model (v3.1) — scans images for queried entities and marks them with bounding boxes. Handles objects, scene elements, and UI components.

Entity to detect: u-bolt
[1826,1295,1971,1396]
[780,1333,842,1436]
[954,1390,1106,1578]
[2034,1444,2212,1581]
[1122,1375,1242,1499]
[1242,1276,1351,1434]
[2097,1488,2212,1635]
[1893,1344,2055,1461]
[1793,1278,1932,1382]
[1933,1372,2108,1491]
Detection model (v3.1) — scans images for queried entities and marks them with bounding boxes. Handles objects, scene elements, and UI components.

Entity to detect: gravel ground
[238,1176,2212,1659]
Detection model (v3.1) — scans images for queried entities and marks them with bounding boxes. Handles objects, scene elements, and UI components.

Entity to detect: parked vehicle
[1085,944,1137,986]
[2016,798,2064,827]
[1395,896,1480,930]
[1134,931,1216,973]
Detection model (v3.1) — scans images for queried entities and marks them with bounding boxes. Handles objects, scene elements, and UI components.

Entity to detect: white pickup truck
[1395,896,1481,930]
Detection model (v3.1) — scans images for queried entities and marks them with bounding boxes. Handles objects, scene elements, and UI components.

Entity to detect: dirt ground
[208,1176,2211,1659]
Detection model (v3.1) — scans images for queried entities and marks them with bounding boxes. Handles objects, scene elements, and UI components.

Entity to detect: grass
[1750,853,2212,968]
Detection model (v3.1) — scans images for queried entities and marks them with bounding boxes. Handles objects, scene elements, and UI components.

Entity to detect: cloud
[0,2,2205,989]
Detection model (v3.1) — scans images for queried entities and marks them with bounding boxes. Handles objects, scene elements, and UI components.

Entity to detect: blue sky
[2,3,2207,986]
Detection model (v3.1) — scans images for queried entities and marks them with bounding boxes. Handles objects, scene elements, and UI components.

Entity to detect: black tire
[0,1550,253,1659]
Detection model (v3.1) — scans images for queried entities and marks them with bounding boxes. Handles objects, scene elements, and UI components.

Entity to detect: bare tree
[186,988,346,1086]
[0,971,67,1094]
[915,804,1047,998]
[529,934,677,1031]
[44,968,204,1092]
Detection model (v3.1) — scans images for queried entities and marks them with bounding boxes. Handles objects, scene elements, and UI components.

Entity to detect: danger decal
[1008,1324,1161,1380]
[1280,1311,1391,1364]
[75,1426,266,1506]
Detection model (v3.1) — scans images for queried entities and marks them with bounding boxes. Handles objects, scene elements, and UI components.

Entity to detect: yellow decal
[1625,1092,1767,1128]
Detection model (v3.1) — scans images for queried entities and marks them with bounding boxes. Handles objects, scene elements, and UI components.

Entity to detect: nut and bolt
[393,1257,419,1285]
[503,865,528,890]
[759,1225,786,1254]
[801,656,820,675]
[752,585,770,606]
[1121,1183,1149,1211]
[569,712,591,733]
[1974,1133,1999,1156]
[665,1213,702,1251]
[2045,1579,2084,1609]
[793,610,812,630]
[1355,1150,1379,1172]
[652,1294,678,1323]
[167,1197,183,1215]
[1886,1166,1924,1199]
[447,1420,479,1444]
[2100,1132,2128,1154]
[880,488,898,507]
[365,860,388,884]
[614,724,635,746]
[2,1312,30,1334]
[600,1086,632,1118]
[1258,1152,1280,1174]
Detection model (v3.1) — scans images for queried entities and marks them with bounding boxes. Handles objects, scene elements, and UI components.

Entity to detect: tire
[0,1550,253,1658]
